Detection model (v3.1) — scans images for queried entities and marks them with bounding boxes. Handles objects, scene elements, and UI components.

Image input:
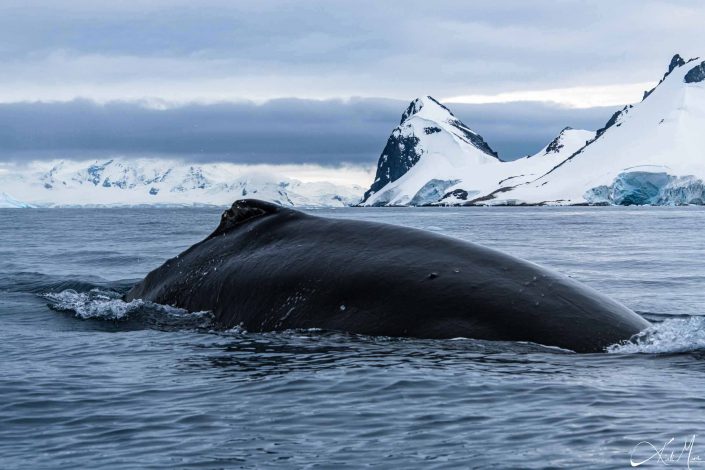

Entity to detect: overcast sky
[1,0,703,165]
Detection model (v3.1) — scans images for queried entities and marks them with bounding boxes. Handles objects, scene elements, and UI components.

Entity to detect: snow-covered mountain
[486,54,705,206]
[361,54,705,206]
[6,54,703,209]
[360,96,593,206]
[436,126,595,205]
[0,159,364,208]
[360,96,500,206]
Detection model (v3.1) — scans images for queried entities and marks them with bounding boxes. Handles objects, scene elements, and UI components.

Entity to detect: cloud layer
[0,1,697,166]
[0,1,703,104]
[0,98,615,163]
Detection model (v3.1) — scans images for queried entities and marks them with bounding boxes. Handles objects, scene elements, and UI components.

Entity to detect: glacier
[585,171,705,206]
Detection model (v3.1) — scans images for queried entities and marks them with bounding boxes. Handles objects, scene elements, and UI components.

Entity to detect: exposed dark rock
[448,119,500,159]
[644,54,688,100]
[361,95,500,204]
[102,177,128,189]
[400,96,454,124]
[684,61,705,83]
[467,186,512,205]
[361,132,422,202]
[87,160,112,186]
[596,107,627,138]
[144,168,172,185]
[399,96,498,158]
[668,54,686,73]
[544,127,573,154]
[442,188,469,200]
[498,174,526,185]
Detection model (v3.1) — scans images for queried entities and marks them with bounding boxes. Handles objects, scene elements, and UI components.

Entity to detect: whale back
[126,199,650,352]
[208,199,283,239]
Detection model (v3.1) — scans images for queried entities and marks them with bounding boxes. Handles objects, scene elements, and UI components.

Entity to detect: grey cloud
[1,0,704,99]
[0,98,616,164]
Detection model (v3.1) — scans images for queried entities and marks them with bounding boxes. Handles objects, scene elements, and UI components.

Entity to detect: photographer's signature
[631,435,701,468]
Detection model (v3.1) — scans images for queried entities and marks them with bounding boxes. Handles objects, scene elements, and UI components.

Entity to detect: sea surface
[2,206,705,469]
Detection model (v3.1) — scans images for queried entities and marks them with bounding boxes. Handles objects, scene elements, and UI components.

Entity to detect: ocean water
[2,206,705,469]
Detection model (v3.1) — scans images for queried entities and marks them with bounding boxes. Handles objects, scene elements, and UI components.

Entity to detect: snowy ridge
[5,54,704,208]
[492,54,705,206]
[360,97,593,206]
[435,127,594,205]
[362,54,705,206]
[0,159,364,208]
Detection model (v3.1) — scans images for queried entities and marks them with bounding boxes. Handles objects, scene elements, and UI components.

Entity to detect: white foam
[42,288,213,326]
[221,323,248,335]
[43,288,145,320]
[608,316,705,354]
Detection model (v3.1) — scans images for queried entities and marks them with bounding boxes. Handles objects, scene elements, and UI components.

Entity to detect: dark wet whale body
[125,199,650,352]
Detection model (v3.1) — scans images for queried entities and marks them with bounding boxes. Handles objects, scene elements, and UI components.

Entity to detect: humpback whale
[125,199,649,352]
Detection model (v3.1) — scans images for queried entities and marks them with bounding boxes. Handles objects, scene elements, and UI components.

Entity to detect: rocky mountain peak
[668,54,686,74]
[399,96,454,124]
[361,96,501,205]
[544,127,574,154]
[642,53,695,100]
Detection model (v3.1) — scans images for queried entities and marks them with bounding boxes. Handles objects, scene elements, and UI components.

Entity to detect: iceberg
[585,171,705,206]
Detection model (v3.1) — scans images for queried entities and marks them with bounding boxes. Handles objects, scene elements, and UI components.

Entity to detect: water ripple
[3,207,705,468]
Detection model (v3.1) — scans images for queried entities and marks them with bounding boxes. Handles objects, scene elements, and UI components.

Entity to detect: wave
[0,271,136,294]
[608,316,705,354]
[33,276,705,354]
[43,288,145,320]
[42,288,214,330]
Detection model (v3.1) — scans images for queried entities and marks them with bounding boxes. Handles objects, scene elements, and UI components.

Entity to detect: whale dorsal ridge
[208,199,281,238]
